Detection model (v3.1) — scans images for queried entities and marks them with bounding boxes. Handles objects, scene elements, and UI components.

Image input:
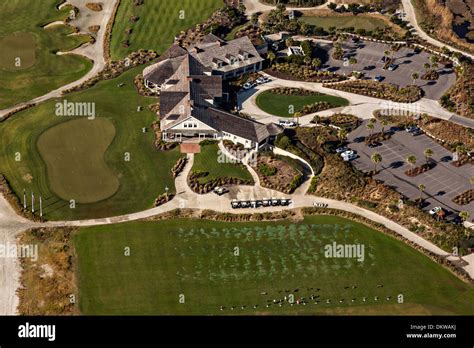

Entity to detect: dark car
[368,141,382,148]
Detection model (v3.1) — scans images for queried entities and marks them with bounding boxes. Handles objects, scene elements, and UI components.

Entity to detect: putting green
[37,118,119,204]
[0,32,36,70]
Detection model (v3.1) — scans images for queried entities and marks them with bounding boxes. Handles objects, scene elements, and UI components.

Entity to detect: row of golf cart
[231,198,292,209]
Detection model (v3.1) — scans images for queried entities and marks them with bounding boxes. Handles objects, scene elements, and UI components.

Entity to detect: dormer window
[239,50,250,60]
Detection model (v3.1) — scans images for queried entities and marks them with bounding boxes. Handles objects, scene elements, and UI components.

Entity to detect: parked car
[410,128,422,136]
[368,141,382,148]
[336,146,349,154]
[387,64,398,71]
[256,76,271,84]
[279,119,297,128]
[213,186,228,195]
[405,126,418,133]
[341,152,357,161]
[271,198,280,206]
[341,149,356,157]
[429,206,443,215]
[373,75,384,82]
[242,82,254,90]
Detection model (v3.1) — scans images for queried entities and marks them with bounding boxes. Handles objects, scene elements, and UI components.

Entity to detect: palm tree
[380,119,389,134]
[294,111,302,126]
[423,148,433,164]
[267,51,276,65]
[423,62,431,74]
[411,72,419,86]
[456,145,467,155]
[371,152,382,172]
[337,128,348,141]
[316,134,326,145]
[470,176,474,186]
[312,58,321,70]
[459,211,470,222]
[418,184,426,201]
[406,155,417,170]
[366,122,374,136]
[349,57,357,65]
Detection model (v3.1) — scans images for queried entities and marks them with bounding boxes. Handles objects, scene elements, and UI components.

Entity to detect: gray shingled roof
[190,35,264,73]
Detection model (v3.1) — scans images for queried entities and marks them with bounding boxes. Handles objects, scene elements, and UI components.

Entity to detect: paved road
[0,0,119,120]
[242,0,327,15]
[401,0,474,60]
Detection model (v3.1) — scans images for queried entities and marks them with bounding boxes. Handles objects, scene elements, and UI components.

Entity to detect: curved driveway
[401,0,474,60]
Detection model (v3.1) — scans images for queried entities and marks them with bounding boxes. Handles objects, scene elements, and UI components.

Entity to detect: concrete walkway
[0,0,119,121]
[401,0,474,60]
[242,0,327,15]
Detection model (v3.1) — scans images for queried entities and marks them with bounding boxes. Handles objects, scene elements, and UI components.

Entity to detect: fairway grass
[0,0,93,109]
[0,32,36,70]
[256,90,349,117]
[0,65,180,221]
[192,143,254,184]
[74,216,474,315]
[110,0,223,60]
[37,118,119,204]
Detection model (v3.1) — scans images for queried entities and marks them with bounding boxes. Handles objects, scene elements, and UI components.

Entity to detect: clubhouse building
[143,34,280,149]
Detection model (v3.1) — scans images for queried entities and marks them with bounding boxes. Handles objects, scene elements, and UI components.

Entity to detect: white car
[340,149,355,157]
[341,152,357,161]
[429,206,443,215]
[256,77,266,84]
[242,82,254,90]
[336,146,349,154]
[279,119,297,128]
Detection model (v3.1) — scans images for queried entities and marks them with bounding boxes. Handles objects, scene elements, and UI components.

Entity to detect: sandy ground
[0,196,36,315]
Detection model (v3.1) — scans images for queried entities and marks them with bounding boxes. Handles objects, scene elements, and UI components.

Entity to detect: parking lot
[347,120,473,221]
[322,40,456,100]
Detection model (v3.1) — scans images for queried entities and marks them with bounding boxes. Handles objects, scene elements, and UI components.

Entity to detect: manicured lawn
[37,118,119,204]
[192,143,253,184]
[110,0,223,60]
[0,65,180,221]
[0,0,93,109]
[301,15,388,31]
[74,215,474,315]
[256,90,349,117]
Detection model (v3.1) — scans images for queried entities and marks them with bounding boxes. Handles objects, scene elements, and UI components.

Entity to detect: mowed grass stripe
[110,0,223,60]
[74,216,474,315]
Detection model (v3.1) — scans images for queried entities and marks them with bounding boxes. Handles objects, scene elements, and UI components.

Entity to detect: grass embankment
[0,0,93,109]
[110,0,223,60]
[74,216,474,315]
[192,143,253,184]
[0,66,180,221]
